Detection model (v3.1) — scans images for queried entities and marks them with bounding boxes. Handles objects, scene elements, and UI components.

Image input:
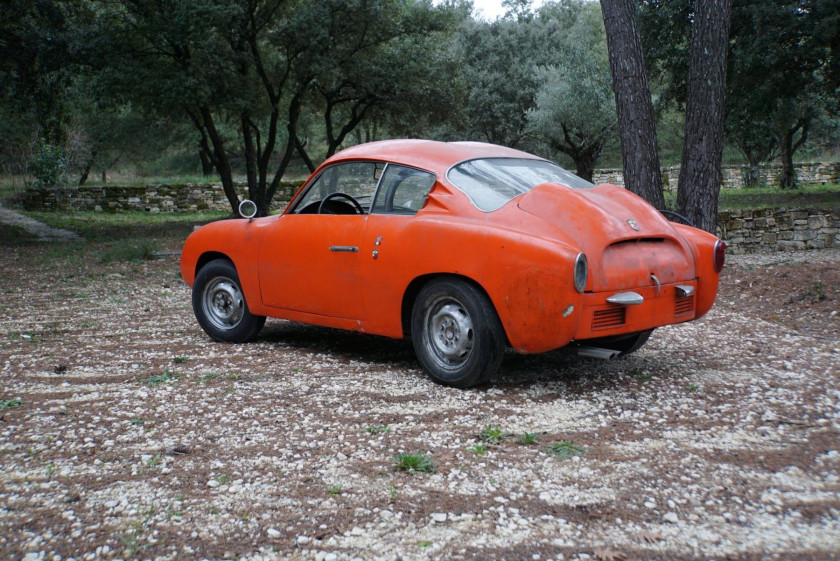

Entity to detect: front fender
[180,218,269,315]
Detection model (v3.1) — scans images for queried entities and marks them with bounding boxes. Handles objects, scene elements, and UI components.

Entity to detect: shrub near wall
[22,181,302,213]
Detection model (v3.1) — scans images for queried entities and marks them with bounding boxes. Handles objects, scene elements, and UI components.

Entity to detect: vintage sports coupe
[181,140,725,387]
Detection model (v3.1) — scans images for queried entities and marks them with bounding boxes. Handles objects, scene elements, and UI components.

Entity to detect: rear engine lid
[517,183,696,291]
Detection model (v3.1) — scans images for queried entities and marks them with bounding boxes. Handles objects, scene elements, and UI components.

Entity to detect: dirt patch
[720,257,840,342]
[1,238,839,561]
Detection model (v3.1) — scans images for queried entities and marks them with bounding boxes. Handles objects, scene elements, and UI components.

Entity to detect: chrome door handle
[329,246,358,253]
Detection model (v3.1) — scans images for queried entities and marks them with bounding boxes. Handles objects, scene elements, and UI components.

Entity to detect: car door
[258,161,384,320]
[354,164,438,329]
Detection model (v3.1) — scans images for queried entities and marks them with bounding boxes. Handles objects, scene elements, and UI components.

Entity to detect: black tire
[192,259,266,343]
[411,278,505,388]
[584,329,654,356]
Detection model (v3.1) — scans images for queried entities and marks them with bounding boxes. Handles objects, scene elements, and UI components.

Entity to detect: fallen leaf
[594,546,626,561]
[636,529,665,544]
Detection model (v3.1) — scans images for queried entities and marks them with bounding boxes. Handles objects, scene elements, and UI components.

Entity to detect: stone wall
[22,181,301,213]
[592,161,840,190]
[19,180,840,255]
[717,208,840,254]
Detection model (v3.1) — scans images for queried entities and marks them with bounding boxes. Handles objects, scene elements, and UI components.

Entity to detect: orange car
[181,140,725,387]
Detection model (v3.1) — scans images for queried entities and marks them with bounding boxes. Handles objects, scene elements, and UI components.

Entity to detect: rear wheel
[192,259,265,343]
[411,278,505,388]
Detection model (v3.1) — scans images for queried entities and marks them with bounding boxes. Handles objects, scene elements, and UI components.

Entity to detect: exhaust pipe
[577,346,621,360]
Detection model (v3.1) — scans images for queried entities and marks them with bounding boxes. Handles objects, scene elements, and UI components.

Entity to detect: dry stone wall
[19,179,839,255]
[22,182,301,213]
[718,208,840,254]
[593,161,840,190]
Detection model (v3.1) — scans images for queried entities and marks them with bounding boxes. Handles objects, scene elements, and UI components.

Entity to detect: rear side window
[447,157,593,212]
[371,165,436,215]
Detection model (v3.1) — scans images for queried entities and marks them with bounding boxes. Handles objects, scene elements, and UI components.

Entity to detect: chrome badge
[626,218,640,231]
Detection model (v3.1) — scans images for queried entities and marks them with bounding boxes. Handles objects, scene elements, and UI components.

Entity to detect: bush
[30,140,66,189]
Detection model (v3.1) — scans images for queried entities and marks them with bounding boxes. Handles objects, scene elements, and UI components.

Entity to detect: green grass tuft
[478,424,511,444]
[517,432,540,445]
[142,368,179,386]
[545,441,588,459]
[393,451,436,473]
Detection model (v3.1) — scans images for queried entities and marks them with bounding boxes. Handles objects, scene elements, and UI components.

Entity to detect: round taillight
[574,253,588,292]
[713,240,726,273]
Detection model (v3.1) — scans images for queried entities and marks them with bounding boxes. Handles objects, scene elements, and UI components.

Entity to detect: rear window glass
[447,158,593,212]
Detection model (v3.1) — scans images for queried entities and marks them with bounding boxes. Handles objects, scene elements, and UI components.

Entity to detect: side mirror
[238,199,258,220]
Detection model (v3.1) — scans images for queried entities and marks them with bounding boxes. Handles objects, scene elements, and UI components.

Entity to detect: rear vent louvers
[592,307,626,330]
[675,295,694,316]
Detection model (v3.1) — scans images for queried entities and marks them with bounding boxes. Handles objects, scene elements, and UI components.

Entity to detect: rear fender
[673,223,723,318]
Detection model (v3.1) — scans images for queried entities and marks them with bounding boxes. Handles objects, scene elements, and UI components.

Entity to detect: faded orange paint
[181,140,723,354]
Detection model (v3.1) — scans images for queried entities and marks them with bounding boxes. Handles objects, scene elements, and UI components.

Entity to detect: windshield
[447,158,593,212]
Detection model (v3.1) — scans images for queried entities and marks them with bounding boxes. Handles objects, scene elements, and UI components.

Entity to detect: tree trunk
[779,129,796,189]
[746,162,761,189]
[79,152,95,186]
[600,0,665,209]
[677,0,732,233]
[199,105,239,213]
[199,147,214,176]
[551,140,601,183]
[294,135,316,174]
[779,119,807,189]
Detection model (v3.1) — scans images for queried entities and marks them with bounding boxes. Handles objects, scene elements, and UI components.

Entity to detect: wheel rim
[425,296,474,371]
[202,276,244,331]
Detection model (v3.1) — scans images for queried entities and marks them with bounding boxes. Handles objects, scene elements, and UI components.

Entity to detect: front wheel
[192,259,265,343]
[411,278,505,388]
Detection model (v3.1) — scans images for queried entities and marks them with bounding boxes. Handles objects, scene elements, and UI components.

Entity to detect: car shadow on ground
[256,319,652,393]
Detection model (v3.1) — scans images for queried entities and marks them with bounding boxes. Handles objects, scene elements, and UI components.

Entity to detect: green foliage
[639,0,839,179]
[199,372,219,384]
[142,368,179,387]
[468,443,488,455]
[806,282,827,302]
[87,0,464,215]
[172,356,190,364]
[545,441,587,459]
[0,399,22,411]
[366,424,391,435]
[517,432,540,445]
[30,140,66,189]
[527,2,616,179]
[393,451,436,473]
[328,484,343,496]
[478,425,511,444]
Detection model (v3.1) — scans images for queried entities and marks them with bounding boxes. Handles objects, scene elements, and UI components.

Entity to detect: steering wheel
[318,192,365,215]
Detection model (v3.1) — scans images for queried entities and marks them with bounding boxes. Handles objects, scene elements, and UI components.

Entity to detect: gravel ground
[1,240,838,561]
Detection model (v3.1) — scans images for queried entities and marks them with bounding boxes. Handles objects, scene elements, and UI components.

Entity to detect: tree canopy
[1,0,839,216]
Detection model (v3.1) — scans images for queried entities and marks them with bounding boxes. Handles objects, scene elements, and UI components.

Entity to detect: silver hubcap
[426,298,474,369]
[202,276,244,331]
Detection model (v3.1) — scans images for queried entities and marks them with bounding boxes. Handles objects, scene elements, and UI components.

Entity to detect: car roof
[325,139,543,175]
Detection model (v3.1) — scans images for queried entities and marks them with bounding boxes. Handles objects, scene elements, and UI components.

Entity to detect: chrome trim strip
[606,291,644,305]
